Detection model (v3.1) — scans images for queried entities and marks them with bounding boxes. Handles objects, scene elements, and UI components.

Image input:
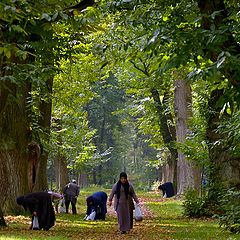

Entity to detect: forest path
[0,191,239,239]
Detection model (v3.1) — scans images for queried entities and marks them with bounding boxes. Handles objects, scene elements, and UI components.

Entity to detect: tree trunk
[0,24,50,214]
[0,207,6,227]
[151,89,178,191]
[0,52,33,214]
[27,141,41,192]
[54,154,69,192]
[0,80,31,213]
[174,79,201,194]
[161,159,175,183]
[207,89,240,188]
[79,172,88,188]
[33,76,53,191]
[52,119,69,191]
[198,0,240,188]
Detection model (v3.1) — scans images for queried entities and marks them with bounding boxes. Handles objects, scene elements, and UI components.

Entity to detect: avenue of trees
[0,0,240,231]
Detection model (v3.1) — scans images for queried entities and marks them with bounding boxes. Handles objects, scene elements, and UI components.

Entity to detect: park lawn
[0,188,239,239]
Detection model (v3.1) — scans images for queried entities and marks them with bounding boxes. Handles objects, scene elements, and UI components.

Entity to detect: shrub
[182,188,209,218]
[216,189,240,233]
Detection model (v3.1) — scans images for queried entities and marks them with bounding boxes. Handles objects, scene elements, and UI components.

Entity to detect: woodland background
[0,0,240,233]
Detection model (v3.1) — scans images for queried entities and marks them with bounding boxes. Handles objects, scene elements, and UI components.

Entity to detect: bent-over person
[158,182,174,198]
[16,191,55,230]
[86,191,108,220]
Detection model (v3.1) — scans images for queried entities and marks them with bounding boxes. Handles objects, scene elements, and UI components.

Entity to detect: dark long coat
[109,182,139,232]
[16,192,55,230]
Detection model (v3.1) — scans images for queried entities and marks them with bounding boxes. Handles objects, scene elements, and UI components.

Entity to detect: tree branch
[65,0,95,13]
[139,58,150,76]
[130,59,150,77]
[130,60,145,75]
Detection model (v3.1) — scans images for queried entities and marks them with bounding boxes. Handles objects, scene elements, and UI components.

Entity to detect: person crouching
[86,191,108,220]
[16,191,55,230]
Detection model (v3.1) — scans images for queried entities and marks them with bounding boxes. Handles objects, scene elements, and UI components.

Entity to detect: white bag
[86,210,96,220]
[32,216,39,230]
[134,203,143,222]
[59,198,66,213]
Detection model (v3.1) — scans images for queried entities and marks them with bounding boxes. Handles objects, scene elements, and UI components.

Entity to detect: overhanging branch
[65,0,95,13]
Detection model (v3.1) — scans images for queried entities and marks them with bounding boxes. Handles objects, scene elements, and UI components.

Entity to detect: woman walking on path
[108,172,139,234]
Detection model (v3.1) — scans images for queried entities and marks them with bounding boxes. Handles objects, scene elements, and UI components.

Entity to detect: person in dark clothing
[63,179,80,214]
[158,182,175,198]
[16,192,55,230]
[109,172,139,234]
[86,191,108,220]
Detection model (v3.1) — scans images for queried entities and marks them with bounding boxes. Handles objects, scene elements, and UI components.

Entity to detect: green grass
[0,188,239,239]
[146,199,239,240]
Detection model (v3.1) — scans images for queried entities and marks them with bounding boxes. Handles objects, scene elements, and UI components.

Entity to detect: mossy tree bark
[198,0,240,189]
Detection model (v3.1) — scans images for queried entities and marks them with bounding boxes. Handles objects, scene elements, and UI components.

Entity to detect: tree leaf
[41,13,51,21]
[216,56,226,68]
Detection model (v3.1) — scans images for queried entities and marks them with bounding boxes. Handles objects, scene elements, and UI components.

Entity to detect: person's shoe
[121,231,126,234]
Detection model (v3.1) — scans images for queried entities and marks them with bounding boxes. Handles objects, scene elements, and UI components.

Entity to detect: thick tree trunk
[151,89,178,191]
[174,79,201,194]
[161,159,175,183]
[198,0,240,188]
[207,89,240,188]
[0,207,6,227]
[0,54,32,214]
[33,77,53,191]
[0,1,95,221]
[0,80,31,213]
[27,142,41,192]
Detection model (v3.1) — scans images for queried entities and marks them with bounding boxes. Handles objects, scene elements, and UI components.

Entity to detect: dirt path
[1,194,237,240]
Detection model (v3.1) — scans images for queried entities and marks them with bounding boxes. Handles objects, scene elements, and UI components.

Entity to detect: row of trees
[0,0,96,225]
[0,0,240,228]
[97,0,240,192]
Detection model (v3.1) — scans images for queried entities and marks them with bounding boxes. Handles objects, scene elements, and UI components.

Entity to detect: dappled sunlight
[1,192,239,240]
[5,215,30,225]
[56,218,115,229]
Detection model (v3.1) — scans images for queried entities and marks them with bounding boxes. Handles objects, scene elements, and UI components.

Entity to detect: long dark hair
[116,172,129,199]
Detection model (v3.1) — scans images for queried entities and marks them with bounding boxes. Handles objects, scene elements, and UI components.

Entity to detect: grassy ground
[0,188,239,239]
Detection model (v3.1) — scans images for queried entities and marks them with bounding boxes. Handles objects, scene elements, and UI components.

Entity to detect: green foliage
[216,189,240,233]
[216,109,240,157]
[183,188,210,218]
[51,55,98,173]
[151,180,162,191]
[182,184,240,235]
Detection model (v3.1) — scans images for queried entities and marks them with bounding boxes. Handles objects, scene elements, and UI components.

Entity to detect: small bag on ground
[32,216,40,230]
[59,198,66,213]
[86,210,96,220]
[134,203,143,222]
